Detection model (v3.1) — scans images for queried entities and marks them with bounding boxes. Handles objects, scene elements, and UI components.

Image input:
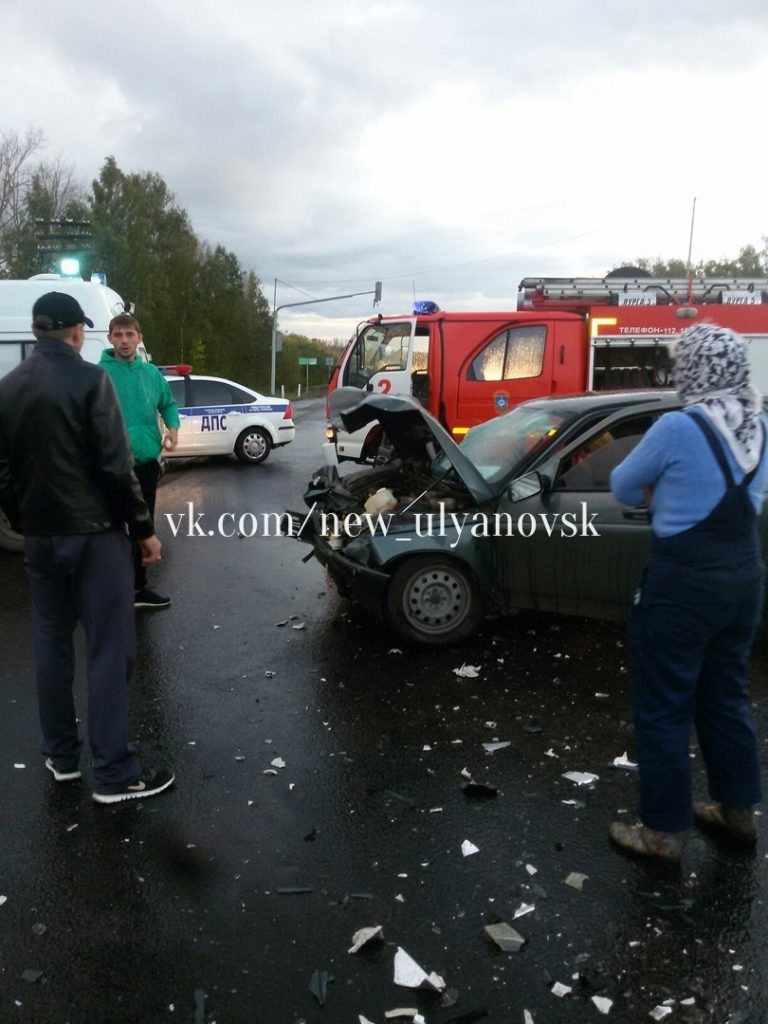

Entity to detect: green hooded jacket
[99,350,181,465]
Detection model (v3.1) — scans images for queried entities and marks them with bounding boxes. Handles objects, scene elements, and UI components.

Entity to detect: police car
[161,367,295,464]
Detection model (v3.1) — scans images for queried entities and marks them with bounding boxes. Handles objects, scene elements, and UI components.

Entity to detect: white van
[0,273,133,551]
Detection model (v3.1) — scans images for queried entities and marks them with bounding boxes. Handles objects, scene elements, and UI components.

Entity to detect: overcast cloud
[3,0,768,339]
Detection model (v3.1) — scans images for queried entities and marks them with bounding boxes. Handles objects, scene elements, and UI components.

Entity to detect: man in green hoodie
[100,314,180,609]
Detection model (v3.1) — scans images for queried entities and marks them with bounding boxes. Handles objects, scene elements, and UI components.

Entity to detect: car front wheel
[385,555,484,645]
[235,427,271,464]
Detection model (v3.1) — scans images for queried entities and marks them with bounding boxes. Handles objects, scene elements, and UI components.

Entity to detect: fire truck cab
[327,276,768,461]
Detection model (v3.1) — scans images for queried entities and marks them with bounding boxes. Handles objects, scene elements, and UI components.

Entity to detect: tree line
[0,128,338,393]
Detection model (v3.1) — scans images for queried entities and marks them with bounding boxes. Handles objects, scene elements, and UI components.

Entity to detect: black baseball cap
[32,292,94,330]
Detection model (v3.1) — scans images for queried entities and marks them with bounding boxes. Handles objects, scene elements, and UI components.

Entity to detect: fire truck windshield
[342,322,413,388]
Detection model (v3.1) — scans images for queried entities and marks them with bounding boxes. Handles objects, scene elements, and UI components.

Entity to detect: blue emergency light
[413,300,441,315]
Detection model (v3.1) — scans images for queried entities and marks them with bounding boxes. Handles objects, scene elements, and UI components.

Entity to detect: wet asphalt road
[1,398,767,1024]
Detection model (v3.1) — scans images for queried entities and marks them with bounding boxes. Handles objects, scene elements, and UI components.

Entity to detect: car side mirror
[508,472,544,502]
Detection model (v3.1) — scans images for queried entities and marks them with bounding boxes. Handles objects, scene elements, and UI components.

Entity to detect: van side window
[469,325,546,382]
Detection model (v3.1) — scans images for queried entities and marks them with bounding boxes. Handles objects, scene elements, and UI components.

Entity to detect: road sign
[297,357,318,366]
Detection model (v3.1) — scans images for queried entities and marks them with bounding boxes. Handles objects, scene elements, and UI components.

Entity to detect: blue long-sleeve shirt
[610,410,768,537]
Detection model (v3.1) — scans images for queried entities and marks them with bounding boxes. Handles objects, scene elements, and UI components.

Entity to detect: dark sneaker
[92,767,175,805]
[134,588,171,609]
[45,757,82,783]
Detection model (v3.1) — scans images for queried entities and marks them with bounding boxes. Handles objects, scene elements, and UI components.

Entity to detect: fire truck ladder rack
[518,276,768,309]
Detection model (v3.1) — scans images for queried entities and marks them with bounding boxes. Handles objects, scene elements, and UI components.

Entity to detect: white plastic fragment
[292,622,306,630]
[461,840,479,857]
[460,767,473,779]
[551,981,572,997]
[359,1016,376,1024]
[595,692,609,698]
[484,922,526,952]
[564,872,588,891]
[389,648,403,655]
[562,771,599,785]
[453,663,480,678]
[348,926,384,953]
[264,670,275,678]
[13,764,25,769]
[523,1012,535,1024]
[649,1008,672,1021]
[592,995,613,1014]
[395,894,405,902]
[262,769,278,775]
[270,757,286,769]
[213,625,220,630]
[385,1011,419,1020]
[525,863,538,875]
[482,741,511,753]
[66,824,78,832]
[545,748,558,758]
[612,752,638,769]
[0,896,6,906]
[680,998,695,1007]
[393,947,445,991]
[513,902,535,918]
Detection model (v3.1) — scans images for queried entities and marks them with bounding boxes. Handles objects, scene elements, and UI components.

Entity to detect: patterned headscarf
[674,323,764,473]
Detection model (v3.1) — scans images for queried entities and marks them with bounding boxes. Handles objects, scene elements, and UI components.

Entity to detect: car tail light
[283,403,293,420]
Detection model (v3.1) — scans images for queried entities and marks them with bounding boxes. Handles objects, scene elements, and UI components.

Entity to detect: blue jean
[24,532,141,791]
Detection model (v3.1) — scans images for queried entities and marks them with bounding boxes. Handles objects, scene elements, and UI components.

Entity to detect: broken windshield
[444,406,575,487]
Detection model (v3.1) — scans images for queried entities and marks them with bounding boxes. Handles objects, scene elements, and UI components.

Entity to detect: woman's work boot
[609,821,685,863]
[693,803,757,846]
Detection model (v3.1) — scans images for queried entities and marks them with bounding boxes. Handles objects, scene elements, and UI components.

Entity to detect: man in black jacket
[0,292,174,804]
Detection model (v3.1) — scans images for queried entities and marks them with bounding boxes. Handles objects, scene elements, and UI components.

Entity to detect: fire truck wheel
[235,427,271,464]
[385,555,484,645]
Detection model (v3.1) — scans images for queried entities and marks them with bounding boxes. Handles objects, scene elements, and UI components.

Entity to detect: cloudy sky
[3,0,768,340]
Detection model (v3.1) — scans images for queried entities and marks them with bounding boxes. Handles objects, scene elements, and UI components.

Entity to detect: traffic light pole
[270,282,382,395]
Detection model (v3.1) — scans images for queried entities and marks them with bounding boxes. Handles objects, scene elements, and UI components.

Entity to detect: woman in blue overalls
[609,323,768,862]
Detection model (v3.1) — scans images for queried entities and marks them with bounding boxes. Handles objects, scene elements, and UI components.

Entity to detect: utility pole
[270,281,382,395]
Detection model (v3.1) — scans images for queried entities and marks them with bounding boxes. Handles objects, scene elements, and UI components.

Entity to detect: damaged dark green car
[296,393,767,646]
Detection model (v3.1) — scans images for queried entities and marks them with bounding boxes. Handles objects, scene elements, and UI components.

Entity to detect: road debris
[393,947,446,990]
[453,664,480,678]
[592,996,613,1014]
[277,886,313,895]
[551,981,572,997]
[385,1010,419,1020]
[274,619,288,627]
[484,922,526,952]
[525,864,538,875]
[649,1008,672,1021]
[308,969,333,1006]
[348,926,384,953]
[0,896,6,906]
[482,741,511,754]
[21,969,44,983]
[264,670,275,678]
[462,782,498,800]
[562,771,599,785]
[389,648,403,655]
[270,757,286,769]
[564,872,588,891]
[612,752,638,769]
[31,923,47,936]
[193,989,206,1024]
[292,622,306,631]
[461,840,480,857]
[513,902,535,919]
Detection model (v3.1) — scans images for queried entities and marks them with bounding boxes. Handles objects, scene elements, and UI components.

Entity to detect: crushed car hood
[340,393,495,505]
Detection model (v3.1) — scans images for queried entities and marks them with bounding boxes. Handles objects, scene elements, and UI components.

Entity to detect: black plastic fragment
[442,1010,489,1023]
[194,988,206,1024]
[523,721,543,734]
[462,782,498,800]
[308,969,333,1006]
[21,969,43,983]
[383,789,417,807]
[278,886,314,894]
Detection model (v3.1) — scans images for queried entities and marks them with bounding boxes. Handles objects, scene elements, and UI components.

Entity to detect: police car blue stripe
[178,404,287,415]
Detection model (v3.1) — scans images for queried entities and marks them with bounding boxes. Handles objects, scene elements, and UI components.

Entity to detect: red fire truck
[326,274,768,460]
